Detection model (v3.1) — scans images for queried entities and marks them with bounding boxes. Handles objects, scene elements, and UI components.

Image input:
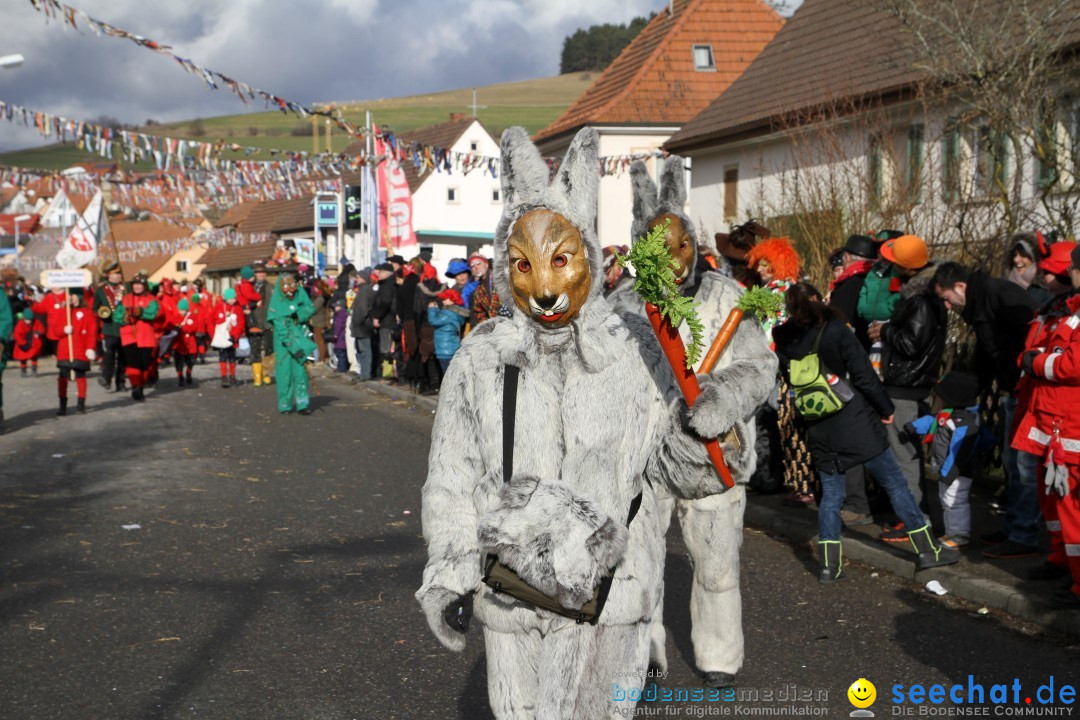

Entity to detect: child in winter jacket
[55,290,99,415]
[210,288,246,388]
[426,288,466,373]
[12,308,44,376]
[331,297,350,372]
[905,372,990,548]
[172,298,199,386]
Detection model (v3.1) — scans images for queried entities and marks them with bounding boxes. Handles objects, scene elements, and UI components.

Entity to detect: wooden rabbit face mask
[507,208,592,328]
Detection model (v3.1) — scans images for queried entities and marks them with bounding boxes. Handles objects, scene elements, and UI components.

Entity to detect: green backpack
[789,326,850,420]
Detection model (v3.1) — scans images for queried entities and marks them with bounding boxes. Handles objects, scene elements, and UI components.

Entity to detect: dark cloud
[0,0,664,152]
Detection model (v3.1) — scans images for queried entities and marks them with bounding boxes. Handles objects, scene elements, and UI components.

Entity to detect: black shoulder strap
[502,364,519,483]
[811,323,828,354]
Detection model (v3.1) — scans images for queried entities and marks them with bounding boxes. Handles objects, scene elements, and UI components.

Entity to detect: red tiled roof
[197,238,280,273]
[108,219,194,246]
[666,0,1080,152]
[237,195,316,234]
[120,254,172,281]
[0,214,40,235]
[0,187,19,209]
[214,201,259,228]
[533,0,783,143]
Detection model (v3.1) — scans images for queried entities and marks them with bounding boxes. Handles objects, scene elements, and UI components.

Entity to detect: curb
[335,372,1079,638]
[744,499,1080,638]
[326,371,439,413]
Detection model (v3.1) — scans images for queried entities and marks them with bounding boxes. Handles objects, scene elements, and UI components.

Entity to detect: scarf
[829,260,874,292]
[1006,263,1037,290]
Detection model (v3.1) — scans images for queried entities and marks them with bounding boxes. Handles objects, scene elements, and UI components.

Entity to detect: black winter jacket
[959,270,1036,394]
[774,318,895,474]
[372,278,397,325]
[881,265,947,400]
[829,270,870,350]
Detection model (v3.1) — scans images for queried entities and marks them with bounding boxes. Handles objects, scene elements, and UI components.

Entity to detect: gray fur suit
[621,158,778,680]
[416,128,756,720]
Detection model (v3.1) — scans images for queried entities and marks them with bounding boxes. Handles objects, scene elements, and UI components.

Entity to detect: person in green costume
[267,273,316,415]
[0,289,12,433]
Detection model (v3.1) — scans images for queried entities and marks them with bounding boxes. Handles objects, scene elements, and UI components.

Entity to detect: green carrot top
[737,285,784,324]
[615,218,705,368]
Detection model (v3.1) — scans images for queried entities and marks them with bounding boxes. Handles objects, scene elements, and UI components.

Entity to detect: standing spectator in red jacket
[55,289,99,416]
[172,297,199,387]
[12,309,44,376]
[210,287,246,388]
[31,287,70,355]
[1012,243,1080,608]
[115,272,160,402]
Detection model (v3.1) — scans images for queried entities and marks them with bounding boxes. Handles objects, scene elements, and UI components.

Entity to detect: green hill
[0,72,594,171]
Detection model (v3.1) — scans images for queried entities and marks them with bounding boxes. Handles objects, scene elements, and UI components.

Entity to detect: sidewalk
[330,370,1080,638]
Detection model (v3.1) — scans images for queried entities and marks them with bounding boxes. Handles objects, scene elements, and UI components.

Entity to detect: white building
[533,0,782,249]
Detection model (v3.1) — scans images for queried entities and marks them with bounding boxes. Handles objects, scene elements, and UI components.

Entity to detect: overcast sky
[0,0,799,153]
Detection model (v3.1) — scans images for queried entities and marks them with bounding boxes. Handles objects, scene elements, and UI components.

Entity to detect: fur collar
[901,262,939,299]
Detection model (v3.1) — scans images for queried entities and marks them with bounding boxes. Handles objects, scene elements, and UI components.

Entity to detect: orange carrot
[699,307,744,375]
[646,302,734,489]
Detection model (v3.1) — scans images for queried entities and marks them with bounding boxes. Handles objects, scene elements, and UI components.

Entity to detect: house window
[176,260,189,273]
[470,141,478,152]
[973,124,1008,196]
[723,166,738,220]
[1035,112,1058,190]
[447,187,459,204]
[942,121,962,203]
[692,45,715,71]
[905,124,924,202]
[867,133,884,201]
[492,188,501,203]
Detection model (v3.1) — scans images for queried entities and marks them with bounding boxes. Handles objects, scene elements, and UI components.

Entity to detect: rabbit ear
[499,126,549,212]
[658,155,687,211]
[630,160,659,226]
[548,126,599,231]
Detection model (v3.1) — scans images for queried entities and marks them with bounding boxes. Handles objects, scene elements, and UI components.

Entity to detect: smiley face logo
[848,678,876,709]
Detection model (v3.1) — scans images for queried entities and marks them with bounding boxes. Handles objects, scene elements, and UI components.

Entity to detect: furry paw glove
[687,373,741,440]
[416,585,470,652]
[478,475,628,610]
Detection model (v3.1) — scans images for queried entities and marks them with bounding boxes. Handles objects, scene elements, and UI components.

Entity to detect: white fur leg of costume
[485,622,650,720]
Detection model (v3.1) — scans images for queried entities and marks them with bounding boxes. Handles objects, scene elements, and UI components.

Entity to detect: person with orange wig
[747,237,802,335]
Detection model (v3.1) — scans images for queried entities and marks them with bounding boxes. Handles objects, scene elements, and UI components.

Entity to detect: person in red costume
[172,297,199,387]
[12,309,44,376]
[114,272,160,401]
[55,289,99,416]
[210,287,246,388]
[32,286,71,356]
[1012,241,1080,608]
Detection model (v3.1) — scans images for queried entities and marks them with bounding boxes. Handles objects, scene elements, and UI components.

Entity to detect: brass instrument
[97,284,122,319]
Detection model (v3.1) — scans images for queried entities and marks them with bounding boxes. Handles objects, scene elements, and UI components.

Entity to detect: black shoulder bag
[481,364,641,625]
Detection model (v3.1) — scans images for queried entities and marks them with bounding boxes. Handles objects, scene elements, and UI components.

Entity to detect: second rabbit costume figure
[416,127,758,720]
[625,157,777,689]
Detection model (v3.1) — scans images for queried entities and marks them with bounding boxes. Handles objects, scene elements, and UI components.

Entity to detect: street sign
[316,201,339,227]
[344,185,362,229]
[40,268,93,288]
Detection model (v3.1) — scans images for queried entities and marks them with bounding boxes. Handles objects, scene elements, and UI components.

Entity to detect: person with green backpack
[772,282,959,583]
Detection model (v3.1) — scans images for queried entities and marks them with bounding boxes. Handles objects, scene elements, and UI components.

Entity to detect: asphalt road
[1,362,1077,720]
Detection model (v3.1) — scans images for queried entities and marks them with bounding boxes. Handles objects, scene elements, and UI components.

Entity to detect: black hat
[934,372,979,408]
[387,255,406,265]
[1072,244,1080,271]
[843,234,876,259]
[829,248,846,269]
[101,260,121,274]
[252,260,266,272]
[375,262,394,272]
[418,251,433,263]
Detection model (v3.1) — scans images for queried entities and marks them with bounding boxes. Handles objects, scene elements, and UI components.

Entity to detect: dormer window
[693,45,715,71]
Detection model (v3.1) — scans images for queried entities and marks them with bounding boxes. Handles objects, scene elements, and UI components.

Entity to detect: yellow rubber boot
[252,362,263,387]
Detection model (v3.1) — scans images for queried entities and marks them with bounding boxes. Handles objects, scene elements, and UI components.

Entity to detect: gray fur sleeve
[688,317,778,439]
[415,350,485,651]
[645,400,751,499]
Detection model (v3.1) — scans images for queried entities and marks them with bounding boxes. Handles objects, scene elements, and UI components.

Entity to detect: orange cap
[880,235,929,270]
[1038,241,1078,276]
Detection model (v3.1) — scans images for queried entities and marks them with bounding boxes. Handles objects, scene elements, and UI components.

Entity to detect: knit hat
[880,235,930,270]
[20,308,33,320]
[437,288,465,305]
[178,298,189,312]
[934,372,979,408]
[223,287,237,302]
[446,259,470,277]
[1039,241,1077,276]
[241,266,254,280]
[746,237,801,281]
[191,293,202,304]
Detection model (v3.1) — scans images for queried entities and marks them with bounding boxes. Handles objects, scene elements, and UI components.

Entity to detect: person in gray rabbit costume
[618,157,778,689]
[416,127,760,719]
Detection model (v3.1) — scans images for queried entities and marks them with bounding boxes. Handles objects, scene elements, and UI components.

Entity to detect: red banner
[374,125,417,252]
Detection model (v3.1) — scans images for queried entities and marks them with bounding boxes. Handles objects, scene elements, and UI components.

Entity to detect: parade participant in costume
[93,261,126,391]
[602,245,635,307]
[32,286,71,355]
[13,309,44,376]
[1014,244,1080,608]
[114,272,160,401]
[416,127,758,720]
[55,289,98,416]
[211,287,246,388]
[746,237,801,336]
[246,261,274,386]
[626,157,777,689]
[267,274,315,414]
[714,221,768,288]
[172,298,199,386]
[0,289,12,434]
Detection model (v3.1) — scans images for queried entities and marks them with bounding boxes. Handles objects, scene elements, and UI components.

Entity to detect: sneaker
[982,540,1039,559]
[880,522,909,543]
[841,510,874,527]
[979,530,1008,546]
[1027,562,1070,581]
[939,534,970,549]
[1047,588,1080,609]
[298,408,312,416]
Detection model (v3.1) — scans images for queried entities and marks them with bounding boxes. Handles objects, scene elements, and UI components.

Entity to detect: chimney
[449,112,466,121]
